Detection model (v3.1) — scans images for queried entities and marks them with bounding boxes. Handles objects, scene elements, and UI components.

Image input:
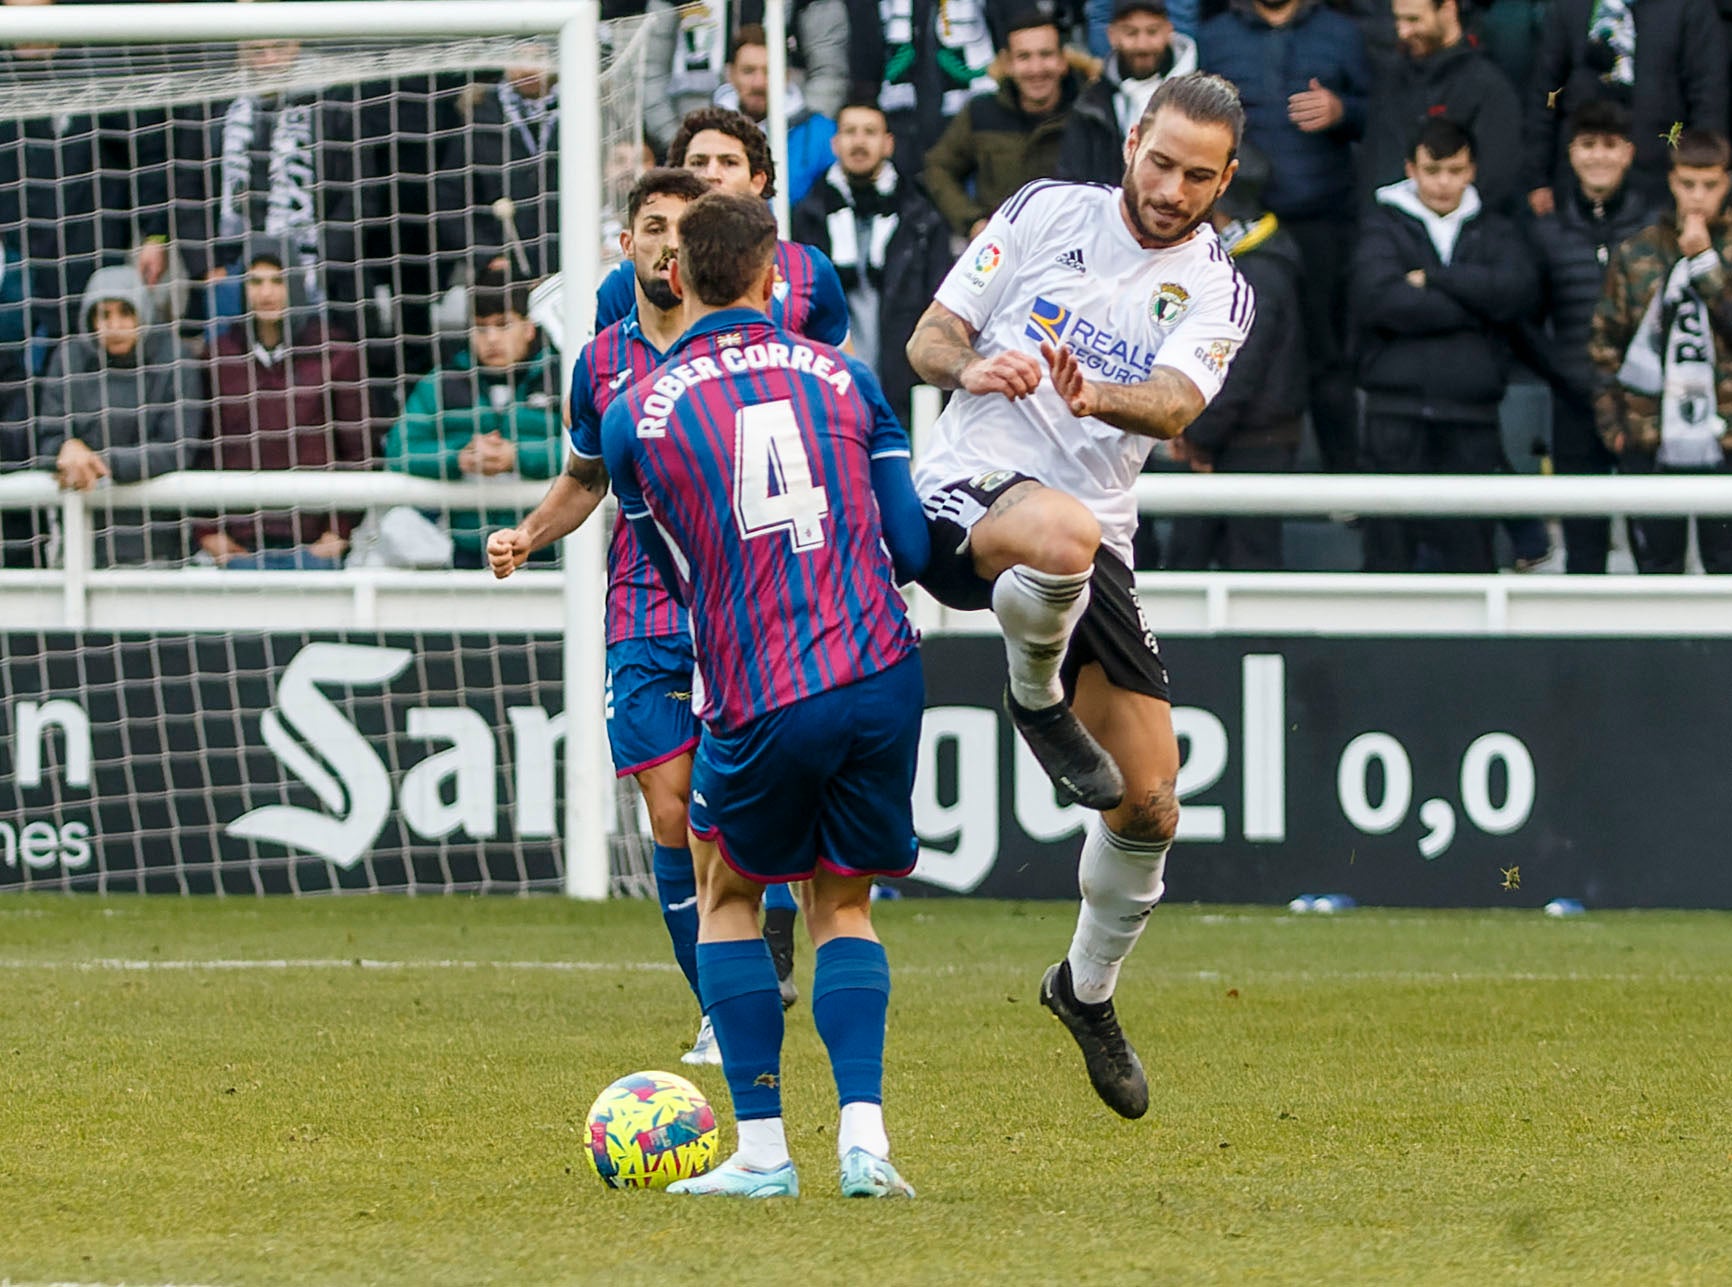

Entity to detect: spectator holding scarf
[1590,129,1732,573]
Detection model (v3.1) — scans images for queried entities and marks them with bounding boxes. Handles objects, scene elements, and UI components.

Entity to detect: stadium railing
[12,469,1732,642]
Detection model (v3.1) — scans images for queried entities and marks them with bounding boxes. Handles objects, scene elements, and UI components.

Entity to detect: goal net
[0,7,651,897]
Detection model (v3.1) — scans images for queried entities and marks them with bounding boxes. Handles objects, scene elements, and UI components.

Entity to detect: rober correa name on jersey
[632,341,858,438]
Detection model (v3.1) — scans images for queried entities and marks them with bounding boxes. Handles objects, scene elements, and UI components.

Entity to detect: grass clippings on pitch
[1,896,1730,1287]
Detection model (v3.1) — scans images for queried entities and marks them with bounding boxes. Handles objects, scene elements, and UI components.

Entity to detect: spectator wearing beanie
[1059,0,1199,185]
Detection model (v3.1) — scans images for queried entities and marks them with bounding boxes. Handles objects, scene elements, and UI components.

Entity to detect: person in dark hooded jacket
[1058,0,1199,184]
[1354,117,1538,572]
[36,265,208,567]
[1361,0,1523,214]
[1166,145,1306,570]
[197,237,374,570]
[1518,99,1654,573]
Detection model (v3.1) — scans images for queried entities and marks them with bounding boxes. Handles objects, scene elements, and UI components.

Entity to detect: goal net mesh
[0,18,654,896]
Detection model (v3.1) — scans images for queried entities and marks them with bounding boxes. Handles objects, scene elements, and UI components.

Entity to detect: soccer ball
[584,1070,719,1189]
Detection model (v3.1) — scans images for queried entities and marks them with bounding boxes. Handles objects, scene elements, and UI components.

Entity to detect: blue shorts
[689,653,924,885]
[605,635,700,778]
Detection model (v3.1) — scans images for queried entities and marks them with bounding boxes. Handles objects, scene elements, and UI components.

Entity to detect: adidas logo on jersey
[1054,247,1087,274]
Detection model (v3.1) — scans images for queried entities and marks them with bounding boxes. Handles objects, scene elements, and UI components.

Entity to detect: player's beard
[637,270,679,313]
[1120,161,1211,247]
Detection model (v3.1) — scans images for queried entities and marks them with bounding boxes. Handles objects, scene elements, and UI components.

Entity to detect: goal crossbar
[0,2,601,43]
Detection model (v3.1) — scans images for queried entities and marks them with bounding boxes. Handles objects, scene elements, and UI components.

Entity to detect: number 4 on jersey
[732,400,829,551]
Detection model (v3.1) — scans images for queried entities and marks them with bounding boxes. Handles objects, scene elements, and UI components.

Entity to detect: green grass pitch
[2,895,1730,1286]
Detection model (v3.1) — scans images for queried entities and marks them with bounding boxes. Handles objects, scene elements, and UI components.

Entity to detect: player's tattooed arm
[907,302,1043,400]
[491,454,610,577]
[1041,342,1204,439]
[565,451,610,497]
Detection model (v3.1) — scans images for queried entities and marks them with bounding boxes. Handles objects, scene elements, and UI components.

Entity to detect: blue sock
[697,938,785,1121]
[763,881,797,913]
[811,937,890,1107]
[651,844,700,1001]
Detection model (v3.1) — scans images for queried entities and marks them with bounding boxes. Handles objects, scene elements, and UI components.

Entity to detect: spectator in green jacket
[384,269,563,569]
[923,11,1093,238]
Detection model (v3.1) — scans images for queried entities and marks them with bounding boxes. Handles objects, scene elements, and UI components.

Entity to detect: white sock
[735,1117,790,1171]
[991,564,1093,711]
[1066,820,1170,1004]
[837,1101,889,1162]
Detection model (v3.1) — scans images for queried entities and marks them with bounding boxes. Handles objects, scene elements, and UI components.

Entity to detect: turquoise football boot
[666,1155,799,1198]
[839,1147,916,1198]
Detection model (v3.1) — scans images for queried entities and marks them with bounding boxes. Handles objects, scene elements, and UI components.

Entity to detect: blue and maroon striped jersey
[595,240,850,345]
[569,308,686,645]
[600,308,917,733]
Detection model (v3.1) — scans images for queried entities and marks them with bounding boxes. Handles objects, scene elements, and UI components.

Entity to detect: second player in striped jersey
[489,168,795,1068]
[601,190,928,1199]
[595,107,851,348]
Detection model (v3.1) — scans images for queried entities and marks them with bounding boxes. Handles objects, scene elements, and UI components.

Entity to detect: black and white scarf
[1589,0,1637,87]
[816,162,899,292]
[218,95,320,288]
[499,80,558,156]
[1618,249,1725,465]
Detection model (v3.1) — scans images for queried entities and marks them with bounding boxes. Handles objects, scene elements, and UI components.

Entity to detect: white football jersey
[914,181,1255,564]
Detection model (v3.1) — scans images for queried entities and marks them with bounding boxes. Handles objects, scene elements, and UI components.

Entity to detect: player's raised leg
[964,479,1124,810]
[1040,663,1179,1119]
[665,835,798,1198]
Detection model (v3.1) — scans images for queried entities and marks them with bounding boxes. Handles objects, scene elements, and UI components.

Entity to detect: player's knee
[975,488,1099,578]
[1112,786,1178,846]
[644,798,690,849]
[804,876,874,939]
[1029,497,1100,576]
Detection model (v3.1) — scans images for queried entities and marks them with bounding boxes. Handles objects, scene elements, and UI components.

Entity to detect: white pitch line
[0,1281,230,1287]
[0,959,1727,985]
[0,958,678,973]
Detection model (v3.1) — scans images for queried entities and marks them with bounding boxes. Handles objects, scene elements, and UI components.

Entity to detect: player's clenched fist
[960,350,1043,401]
[487,527,532,579]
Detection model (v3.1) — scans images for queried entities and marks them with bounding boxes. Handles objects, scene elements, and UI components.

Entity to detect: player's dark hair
[626,167,709,228]
[1672,128,1731,171]
[667,106,777,200]
[1567,99,1632,143]
[471,265,530,321]
[727,22,767,62]
[677,191,778,307]
[1137,72,1245,160]
[1408,116,1475,163]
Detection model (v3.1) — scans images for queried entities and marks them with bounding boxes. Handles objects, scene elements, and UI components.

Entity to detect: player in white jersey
[906,73,1254,1119]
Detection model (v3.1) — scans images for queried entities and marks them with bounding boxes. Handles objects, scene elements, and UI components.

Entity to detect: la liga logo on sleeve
[960,240,1004,294]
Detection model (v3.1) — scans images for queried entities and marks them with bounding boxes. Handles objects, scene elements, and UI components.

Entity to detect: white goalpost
[0,2,635,898]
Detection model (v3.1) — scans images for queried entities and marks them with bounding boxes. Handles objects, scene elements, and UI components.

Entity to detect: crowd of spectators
[4,0,1732,575]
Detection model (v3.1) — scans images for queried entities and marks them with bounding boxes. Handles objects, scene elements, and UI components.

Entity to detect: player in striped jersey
[488,168,758,1066]
[602,192,929,1199]
[595,107,851,349]
[906,73,1255,1120]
